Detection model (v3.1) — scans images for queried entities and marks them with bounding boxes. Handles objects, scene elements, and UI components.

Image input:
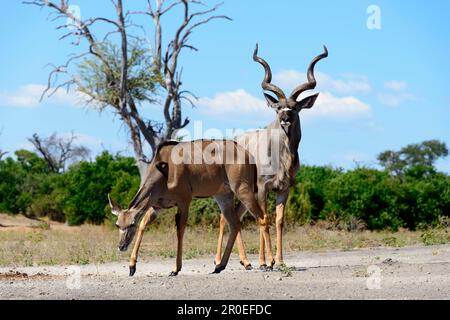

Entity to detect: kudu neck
[128,182,153,217]
[279,114,301,156]
[292,115,302,151]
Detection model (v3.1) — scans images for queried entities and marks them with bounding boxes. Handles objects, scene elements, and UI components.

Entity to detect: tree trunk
[121,112,148,185]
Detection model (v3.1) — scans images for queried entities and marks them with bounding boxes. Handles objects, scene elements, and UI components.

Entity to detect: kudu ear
[264,93,279,109]
[156,161,169,178]
[294,93,320,111]
[108,194,122,216]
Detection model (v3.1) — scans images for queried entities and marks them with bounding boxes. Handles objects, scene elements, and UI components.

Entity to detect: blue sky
[0,0,449,172]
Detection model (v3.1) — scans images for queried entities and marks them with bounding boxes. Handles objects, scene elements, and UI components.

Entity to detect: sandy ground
[1,244,449,300]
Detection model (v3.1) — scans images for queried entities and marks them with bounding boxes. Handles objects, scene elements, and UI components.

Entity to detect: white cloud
[274,71,371,95]
[378,93,416,107]
[197,89,272,119]
[384,80,408,91]
[306,92,372,120]
[379,80,416,107]
[198,89,372,121]
[0,84,85,108]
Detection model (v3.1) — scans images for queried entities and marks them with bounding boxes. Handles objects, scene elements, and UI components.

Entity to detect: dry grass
[0,214,448,267]
[0,224,122,267]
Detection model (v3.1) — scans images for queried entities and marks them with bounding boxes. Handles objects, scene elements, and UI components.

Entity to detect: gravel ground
[1,245,449,300]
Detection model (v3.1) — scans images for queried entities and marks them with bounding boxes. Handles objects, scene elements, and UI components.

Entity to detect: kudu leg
[215,204,252,270]
[129,208,157,277]
[213,193,240,273]
[171,205,189,276]
[215,212,241,274]
[257,189,275,270]
[236,230,252,270]
[235,185,274,270]
[259,215,274,270]
[275,191,289,267]
[214,214,226,266]
[259,230,266,268]
[234,202,252,269]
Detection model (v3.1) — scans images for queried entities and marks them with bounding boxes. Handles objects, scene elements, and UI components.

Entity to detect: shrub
[64,152,140,225]
[323,168,402,230]
[401,172,449,230]
[0,151,48,214]
[286,166,341,224]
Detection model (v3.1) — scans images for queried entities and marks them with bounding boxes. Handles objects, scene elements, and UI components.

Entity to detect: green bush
[322,168,402,230]
[286,166,342,224]
[63,152,140,225]
[0,150,49,214]
[397,172,450,230]
[188,198,221,226]
[0,150,140,225]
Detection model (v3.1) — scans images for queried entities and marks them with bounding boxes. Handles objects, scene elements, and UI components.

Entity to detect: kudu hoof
[240,261,253,271]
[129,265,136,277]
[212,265,226,274]
[169,271,179,277]
[259,264,273,272]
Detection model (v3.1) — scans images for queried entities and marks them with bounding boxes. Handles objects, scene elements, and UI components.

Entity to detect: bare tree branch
[143,0,231,140]
[28,132,90,173]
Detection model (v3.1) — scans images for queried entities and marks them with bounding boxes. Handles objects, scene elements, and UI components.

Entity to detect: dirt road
[1,245,449,300]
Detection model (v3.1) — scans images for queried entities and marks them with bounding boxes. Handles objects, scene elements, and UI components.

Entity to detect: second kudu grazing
[214,44,329,270]
[109,139,272,276]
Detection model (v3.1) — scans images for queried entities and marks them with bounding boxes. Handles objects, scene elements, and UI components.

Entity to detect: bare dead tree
[28,132,90,173]
[136,0,231,139]
[25,0,161,180]
[25,0,231,181]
